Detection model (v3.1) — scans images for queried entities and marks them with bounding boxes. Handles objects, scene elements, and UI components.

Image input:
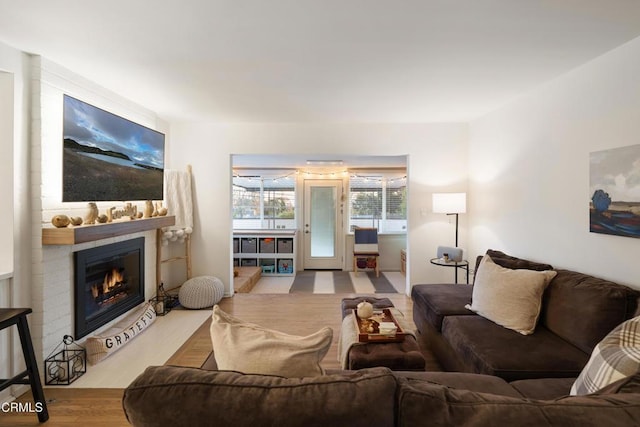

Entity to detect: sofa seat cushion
[542,269,640,354]
[397,376,640,427]
[123,366,398,427]
[509,377,575,400]
[442,315,589,381]
[411,284,474,332]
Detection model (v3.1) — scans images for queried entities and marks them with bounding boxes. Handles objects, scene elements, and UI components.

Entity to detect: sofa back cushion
[485,249,554,271]
[541,269,640,354]
[598,372,640,395]
[123,366,398,427]
[397,376,640,427]
[473,250,553,284]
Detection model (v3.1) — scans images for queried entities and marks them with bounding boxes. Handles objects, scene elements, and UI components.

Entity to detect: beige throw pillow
[210,305,333,377]
[465,256,557,335]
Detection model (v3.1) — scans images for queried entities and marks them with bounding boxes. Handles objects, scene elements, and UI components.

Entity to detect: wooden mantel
[42,216,175,245]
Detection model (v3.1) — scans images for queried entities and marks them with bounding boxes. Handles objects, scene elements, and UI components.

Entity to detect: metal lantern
[44,335,86,385]
[149,283,178,316]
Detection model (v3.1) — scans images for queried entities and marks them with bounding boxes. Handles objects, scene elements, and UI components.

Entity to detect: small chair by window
[353,227,380,277]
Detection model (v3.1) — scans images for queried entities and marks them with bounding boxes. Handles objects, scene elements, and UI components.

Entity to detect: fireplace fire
[91,268,129,304]
[74,238,145,339]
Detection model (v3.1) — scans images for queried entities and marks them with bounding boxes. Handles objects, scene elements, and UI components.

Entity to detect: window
[349,172,406,234]
[233,173,296,229]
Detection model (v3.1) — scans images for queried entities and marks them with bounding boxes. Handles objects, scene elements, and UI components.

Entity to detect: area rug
[289,271,398,294]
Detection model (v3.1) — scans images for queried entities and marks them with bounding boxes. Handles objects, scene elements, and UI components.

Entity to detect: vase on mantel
[144,201,154,218]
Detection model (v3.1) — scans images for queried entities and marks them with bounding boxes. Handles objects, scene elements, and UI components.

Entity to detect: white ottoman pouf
[179,276,225,309]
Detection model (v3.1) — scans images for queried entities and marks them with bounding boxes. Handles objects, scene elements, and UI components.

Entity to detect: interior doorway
[302,179,344,270]
[231,154,408,293]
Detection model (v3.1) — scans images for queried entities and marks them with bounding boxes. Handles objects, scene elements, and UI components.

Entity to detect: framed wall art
[589,143,640,238]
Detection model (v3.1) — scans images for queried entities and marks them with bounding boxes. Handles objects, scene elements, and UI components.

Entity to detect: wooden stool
[353,227,380,278]
[353,253,380,277]
[0,308,49,422]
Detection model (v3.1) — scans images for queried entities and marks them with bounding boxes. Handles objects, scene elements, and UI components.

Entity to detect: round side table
[430,258,469,284]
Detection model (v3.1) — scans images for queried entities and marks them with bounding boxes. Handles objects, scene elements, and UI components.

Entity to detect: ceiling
[1,1,640,124]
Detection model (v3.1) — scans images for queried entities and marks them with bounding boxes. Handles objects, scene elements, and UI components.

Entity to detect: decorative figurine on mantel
[143,200,154,218]
[47,200,168,231]
[154,201,168,216]
[108,203,139,221]
[51,215,71,228]
[84,202,99,225]
[107,207,116,223]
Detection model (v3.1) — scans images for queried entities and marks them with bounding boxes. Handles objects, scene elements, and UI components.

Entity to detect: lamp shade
[432,193,466,214]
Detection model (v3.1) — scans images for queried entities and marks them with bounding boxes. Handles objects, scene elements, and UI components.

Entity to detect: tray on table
[352,308,407,343]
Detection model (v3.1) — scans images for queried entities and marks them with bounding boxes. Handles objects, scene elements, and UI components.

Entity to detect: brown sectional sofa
[122,249,640,426]
[411,250,640,381]
[123,365,640,426]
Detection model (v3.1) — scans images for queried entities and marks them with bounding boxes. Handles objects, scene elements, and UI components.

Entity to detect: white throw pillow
[571,315,640,395]
[210,305,333,377]
[465,256,557,335]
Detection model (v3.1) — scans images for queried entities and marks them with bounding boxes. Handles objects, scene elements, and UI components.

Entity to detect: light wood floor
[3,293,436,426]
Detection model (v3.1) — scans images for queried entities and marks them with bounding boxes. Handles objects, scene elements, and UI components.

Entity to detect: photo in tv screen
[62,95,165,202]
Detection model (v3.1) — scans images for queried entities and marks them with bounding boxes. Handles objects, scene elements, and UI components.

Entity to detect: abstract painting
[589,144,640,238]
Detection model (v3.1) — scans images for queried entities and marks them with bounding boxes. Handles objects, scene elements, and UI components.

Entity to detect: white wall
[0,69,15,405]
[169,123,469,294]
[0,72,14,277]
[0,40,31,402]
[468,36,640,288]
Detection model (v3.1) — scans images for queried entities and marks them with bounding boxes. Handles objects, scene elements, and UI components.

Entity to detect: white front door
[303,179,344,269]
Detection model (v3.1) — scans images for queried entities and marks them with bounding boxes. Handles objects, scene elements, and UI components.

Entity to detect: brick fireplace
[34,228,162,369]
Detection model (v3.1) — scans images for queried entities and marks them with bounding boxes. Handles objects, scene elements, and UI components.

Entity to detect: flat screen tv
[62,95,165,202]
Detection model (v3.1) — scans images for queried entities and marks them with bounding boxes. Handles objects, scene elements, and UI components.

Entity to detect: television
[62,95,165,202]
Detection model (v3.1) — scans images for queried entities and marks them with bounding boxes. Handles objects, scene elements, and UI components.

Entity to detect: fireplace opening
[74,237,145,339]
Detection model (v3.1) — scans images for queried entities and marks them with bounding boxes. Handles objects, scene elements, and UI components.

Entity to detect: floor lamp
[433,192,467,283]
[432,192,467,248]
